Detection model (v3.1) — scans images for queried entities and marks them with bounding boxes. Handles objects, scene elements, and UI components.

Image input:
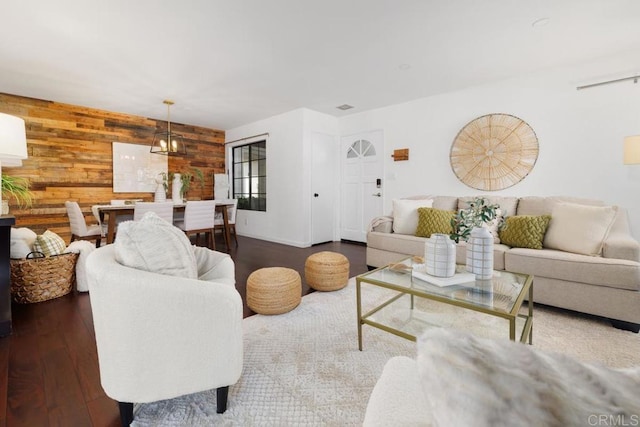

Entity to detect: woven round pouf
[247,267,302,315]
[304,251,350,291]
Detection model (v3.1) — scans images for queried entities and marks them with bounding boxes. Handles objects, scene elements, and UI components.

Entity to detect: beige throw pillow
[10,227,37,259]
[33,230,67,256]
[543,202,617,256]
[392,198,433,234]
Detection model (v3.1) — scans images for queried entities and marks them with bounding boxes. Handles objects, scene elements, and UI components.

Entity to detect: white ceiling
[1,0,640,130]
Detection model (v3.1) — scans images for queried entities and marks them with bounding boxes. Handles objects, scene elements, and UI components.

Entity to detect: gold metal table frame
[356,258,533,350]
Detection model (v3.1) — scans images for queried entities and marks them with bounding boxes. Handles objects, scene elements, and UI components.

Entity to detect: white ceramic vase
[172,173,182,203]
[466,227,493,279]
[424,233,456,277]
[154,176,166,202]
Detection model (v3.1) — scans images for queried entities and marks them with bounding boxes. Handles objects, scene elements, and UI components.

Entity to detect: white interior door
[311,132,336,245]
[340,130,383,242]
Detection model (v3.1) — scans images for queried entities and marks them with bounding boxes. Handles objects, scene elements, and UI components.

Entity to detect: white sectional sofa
[366,195,640,332]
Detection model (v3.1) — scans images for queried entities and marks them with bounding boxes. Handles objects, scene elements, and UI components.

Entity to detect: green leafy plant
[1,175,34,208]
[168,168,205,196]
[158,172,169,192]
[450,197,503,243]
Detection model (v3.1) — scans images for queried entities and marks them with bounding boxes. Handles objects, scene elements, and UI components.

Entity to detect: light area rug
[131,278,640,426]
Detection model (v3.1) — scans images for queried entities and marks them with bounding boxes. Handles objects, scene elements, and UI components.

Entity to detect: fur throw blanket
[417,329,640,427]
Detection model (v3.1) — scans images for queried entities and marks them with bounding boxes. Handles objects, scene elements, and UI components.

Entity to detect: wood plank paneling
[0,93,226,242]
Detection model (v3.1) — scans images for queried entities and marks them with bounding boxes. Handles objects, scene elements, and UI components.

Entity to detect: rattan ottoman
[305,251,350,291]
[247,267,301,315]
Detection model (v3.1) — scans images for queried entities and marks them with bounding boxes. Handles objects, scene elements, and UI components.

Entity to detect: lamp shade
[624,135,640,165]
[0,113,27,164]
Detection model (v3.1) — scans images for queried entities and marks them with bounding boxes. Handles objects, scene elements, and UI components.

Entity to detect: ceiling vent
[336,104,354,111]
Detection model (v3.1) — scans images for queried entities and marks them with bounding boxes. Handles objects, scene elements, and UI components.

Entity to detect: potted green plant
[158,172,169,192]
[450,197,503,243]
[179,168,205,196]
[1,174,34,214]
[167,168,205,200]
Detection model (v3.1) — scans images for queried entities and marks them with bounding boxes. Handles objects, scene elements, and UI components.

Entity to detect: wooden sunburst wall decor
[450,113,539,191]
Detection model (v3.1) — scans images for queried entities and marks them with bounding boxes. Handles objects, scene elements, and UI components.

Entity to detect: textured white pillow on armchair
[392,198,433,234]
[417,328,640,427]
[115,211,198,278]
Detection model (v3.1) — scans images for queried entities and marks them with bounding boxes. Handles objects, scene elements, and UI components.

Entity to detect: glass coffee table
[356,258,533,350]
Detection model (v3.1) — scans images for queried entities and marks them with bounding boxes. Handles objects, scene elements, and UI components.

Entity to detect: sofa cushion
[505,248,640,291]
[517,196,604,216]
[367,231,508,271]
[458,195,519,217]
[603,210,640,262]
[392,199,433,234]
[544,202,617,256]
[455,241,509,271]
[498,215,551,249]
[432,196,458,211]
[415,207,455,238]
[115,212,198,279]
[417,328,640,427]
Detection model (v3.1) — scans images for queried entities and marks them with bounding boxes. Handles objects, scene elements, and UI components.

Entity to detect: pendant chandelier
[150,100,186,156]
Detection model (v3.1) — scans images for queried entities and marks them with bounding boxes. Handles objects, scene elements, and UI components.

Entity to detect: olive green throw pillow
[498,215,551,249]
[415,208,456,238]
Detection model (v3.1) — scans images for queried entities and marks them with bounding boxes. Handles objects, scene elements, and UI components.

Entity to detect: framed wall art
[450,113,539,191]
[112,142,168,193]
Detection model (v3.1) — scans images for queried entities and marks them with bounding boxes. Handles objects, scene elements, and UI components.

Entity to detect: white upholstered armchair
[86,213,243,426]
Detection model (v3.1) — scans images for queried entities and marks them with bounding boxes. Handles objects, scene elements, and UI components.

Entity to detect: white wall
[302,109,340,243]
[226,108,338,247]
[340,51,640,239]
[225,108,306,247]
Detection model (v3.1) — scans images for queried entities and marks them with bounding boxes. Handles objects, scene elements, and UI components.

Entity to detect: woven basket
[10,252,79,303]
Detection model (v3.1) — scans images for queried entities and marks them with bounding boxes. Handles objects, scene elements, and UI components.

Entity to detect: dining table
[92,201,234,250]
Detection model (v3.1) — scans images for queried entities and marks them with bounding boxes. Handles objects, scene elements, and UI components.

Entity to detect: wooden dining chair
[215,199,238,247]
[174,200,216,249]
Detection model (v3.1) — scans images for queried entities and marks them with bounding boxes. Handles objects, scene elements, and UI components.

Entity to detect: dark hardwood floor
[0,235,367,427]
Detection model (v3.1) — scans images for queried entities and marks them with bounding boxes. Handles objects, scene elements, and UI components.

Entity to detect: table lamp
[0,113,28,213]
[624,135,640,165]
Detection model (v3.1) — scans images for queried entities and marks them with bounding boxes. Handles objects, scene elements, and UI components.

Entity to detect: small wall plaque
[392,148,409,161]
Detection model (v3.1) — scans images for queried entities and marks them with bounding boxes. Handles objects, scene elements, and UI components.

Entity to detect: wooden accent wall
[0,93,225,243]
